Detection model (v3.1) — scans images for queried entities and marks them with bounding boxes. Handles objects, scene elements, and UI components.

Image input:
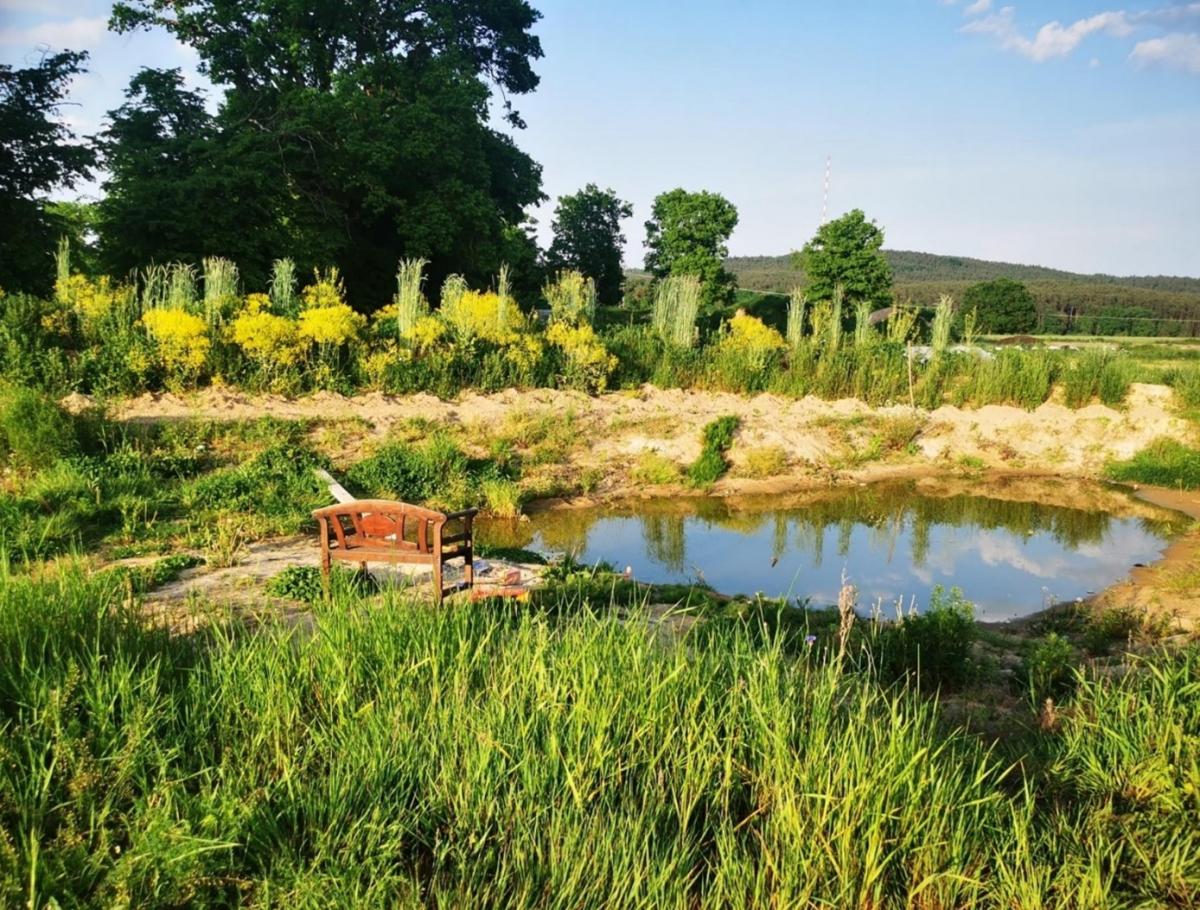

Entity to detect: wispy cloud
[1131,31,1200,72]
[953,2,1200,75]
[0,15,108,50]
[962,7,1132,62]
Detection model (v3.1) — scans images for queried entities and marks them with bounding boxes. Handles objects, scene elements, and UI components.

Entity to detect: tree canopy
[545,184,632,306]
[796,209,892,308]
[962,278,1038,335]
[0,51,96,293]
[107,0,547,306]
[644,189,738,311]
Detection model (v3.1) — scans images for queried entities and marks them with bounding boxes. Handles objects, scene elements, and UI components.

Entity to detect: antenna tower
[821,155,832,226]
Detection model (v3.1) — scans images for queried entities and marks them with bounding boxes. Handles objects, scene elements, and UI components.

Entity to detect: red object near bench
[312,500,477,603]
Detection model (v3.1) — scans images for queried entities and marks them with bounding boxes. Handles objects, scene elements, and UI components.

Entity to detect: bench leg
[464,545,474,589]
[320,549,331,598]
[432,560,443,605]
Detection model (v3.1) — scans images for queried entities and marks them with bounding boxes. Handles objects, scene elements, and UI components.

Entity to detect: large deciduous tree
[0,51,96,294]
[108,0,546,307]
[797,209,892,308]
[962,278,1038,335]
[644,189,738,311]
[545,184,632,306]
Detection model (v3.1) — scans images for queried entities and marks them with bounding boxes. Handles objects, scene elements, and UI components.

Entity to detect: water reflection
[481,484,1185,620]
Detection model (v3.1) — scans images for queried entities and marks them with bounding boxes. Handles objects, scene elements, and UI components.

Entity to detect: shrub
[1106,438,1200,490]
[544,270,597,327]
[631,451,682,486]
[687,415,739,488]
[546,321,616,392]
[1061,351,1132,408]
[141,308,211,383]
[481,477,523,518]
[1021,633,1076,702]
[740,445,788,478]
[872,586,977,689]
[0,387,79,469]
[957,350,1055,409]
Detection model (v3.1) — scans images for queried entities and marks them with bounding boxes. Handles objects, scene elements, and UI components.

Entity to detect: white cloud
[1130,31,1200,72]
[963,7,1133,62]
[0,15,108,50]
[964,0,993,16]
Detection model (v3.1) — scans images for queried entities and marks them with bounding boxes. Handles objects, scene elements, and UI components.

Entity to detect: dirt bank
[93,381,1192,482]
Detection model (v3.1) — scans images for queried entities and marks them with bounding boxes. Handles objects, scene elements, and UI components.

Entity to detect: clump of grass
[201,256,239,327]
[930,294,954,355]
[1061,351,1132,408]
[687,415,739,488]
[481,476,523,518]
[4,565,1198,906]
[1105,438,1200,489]
[740,445,788,478]
[957,350,1055,410]
[544,270,597,327]
[652,274,701,348]
[786,287,806,348]
[393,257,429,336]
[270,257,299,316]
[631,451,681,486]
[0,386,79,469]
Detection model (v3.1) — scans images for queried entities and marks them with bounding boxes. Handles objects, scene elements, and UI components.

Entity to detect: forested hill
[715,250,1200,336]
[726,251,1200,295]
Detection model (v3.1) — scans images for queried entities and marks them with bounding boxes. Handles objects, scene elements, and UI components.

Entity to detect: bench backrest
[313,500,448,554]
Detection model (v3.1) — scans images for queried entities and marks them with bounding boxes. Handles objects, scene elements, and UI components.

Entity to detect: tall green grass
[1106,438,1200,489]
[0,566,1195,907]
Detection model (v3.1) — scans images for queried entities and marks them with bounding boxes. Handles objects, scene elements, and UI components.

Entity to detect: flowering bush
[404,315,448,352]
[547,321,616,392]
[440,290,525,344]
[720,313,787,356]
[297,304,365,347]
[544,270,596,327]
[300,270,346,311]
[231,310,305,367]
[141,308,211,382]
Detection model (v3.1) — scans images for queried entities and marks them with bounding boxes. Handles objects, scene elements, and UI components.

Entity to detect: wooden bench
[312,500,477,603]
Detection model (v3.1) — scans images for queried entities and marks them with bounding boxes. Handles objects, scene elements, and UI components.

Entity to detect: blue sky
[2,0,1198,276]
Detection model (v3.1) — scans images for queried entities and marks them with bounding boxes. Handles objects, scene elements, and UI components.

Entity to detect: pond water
[480,483,1187,621]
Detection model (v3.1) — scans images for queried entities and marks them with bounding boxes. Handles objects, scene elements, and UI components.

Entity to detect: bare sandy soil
[96,381,1193,481]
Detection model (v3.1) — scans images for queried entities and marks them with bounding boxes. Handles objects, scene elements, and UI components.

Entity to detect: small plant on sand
[740,445,788,478]
[687,415,739,488]
[631,451,682,486]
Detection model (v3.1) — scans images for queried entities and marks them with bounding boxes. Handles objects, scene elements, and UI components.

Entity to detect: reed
[652,274,701,348]
[544,270,597,327]
[393,258,429,337]
[270,258,298,316]
[853,300,874,348]
[440,273,468,312]
[202,257,239,326]
[786,286,807,348]
[931,294,954,355]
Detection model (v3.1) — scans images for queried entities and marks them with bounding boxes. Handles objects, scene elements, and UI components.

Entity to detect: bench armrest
[442,508,479,523]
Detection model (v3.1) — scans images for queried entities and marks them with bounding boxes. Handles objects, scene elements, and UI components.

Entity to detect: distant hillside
[726,251,1200,295]
[716,251,1200,336]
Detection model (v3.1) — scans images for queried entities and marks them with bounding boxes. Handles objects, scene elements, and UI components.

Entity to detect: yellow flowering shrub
[297,304,365,347]
[231,310,305,367]
[242,292,272,315]
[440,290,526,344]
[720,313,786,355]
[142,308,211,378]
[300,271,346,310]
[546,321,616,392]
[504,334,545,375]
[361,344,411,390]
[404,315,448,352]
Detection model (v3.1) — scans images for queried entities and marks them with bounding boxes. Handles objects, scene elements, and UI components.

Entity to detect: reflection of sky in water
[516,505,1175,621]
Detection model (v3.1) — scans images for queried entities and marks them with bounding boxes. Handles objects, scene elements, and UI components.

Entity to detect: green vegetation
[545,184,632,306]
[727,252,1200,338]
[1106,438,1200,490]
[796,209,893,309]
[963,277,1038,335]
[644,189,739,311]
[1,563,1197,907]
[687,415,739,488]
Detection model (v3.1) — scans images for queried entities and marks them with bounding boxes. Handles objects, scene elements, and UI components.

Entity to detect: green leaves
[644,188,740,312]
[797,209,893,310]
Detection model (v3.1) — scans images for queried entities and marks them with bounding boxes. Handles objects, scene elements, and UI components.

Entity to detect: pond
[480,482,1187,621]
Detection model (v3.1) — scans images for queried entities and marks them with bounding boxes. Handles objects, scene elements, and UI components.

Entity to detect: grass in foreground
[1,565,1197,908]
[1106,437,1200,490]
